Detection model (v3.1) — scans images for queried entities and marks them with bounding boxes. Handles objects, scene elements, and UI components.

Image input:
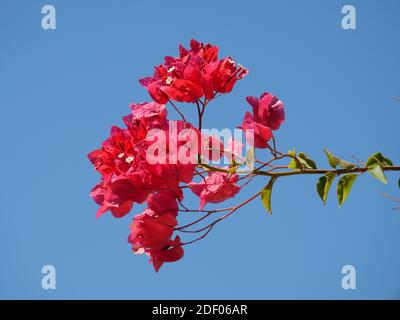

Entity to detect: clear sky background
[1,0,399,299]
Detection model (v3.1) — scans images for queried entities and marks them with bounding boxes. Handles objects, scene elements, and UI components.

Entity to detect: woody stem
[177,188,264,234]
[168,100,186,122]
[253,166,400,178]
[178,165,400,237]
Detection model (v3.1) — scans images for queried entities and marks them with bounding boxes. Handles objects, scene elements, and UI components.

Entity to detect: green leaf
[316,173,336,205]
[288,151,316,169]
[288,148,296,157]
[337,174,358,206]
[298,152,317,169]
[288,150,317,170]
[287,148,298,169]
[338,160,357,170]
[261,177,277,215]
[288,158,298,169]
[323,148,356,169]
[323,148,339,168]
[245,147,255,170]
[367,164,387,184]
[366,152,393,167]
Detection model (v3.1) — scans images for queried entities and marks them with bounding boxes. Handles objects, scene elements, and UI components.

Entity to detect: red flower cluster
[139,39,248,103]
[128,191,183,272]
[88,102,196,270]
[239,93,285,149]
[189,170,241,210]
[88,102,192,216]
[88,39,285,271]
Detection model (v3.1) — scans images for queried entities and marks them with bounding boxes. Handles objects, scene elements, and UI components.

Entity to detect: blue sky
[1,0,400,299]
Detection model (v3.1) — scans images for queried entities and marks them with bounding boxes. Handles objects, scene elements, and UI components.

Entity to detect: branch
[177,188,264,234]
[253,166,400,178]
[169,99,187,122]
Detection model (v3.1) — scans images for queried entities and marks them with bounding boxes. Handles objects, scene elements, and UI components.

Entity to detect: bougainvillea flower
[107,178,150,204]
[210,57,249,94]
[139,77,169,104]
[239,111,273,149]
[139,39,248,104]
[143,120,198,189]
[90,182,134,218]
[139,63,204,104]
[147,191,179,216]
[128,199,183,271]
[88,103,198,219]
[88,126,135,179]
[129,192,177,242]
[128,209,177,251]
[90,177,150,218]
[238,92,285,149]
[149,236,184,272]
[189,170,241,209]
[181,39,219,63]
[246,92,285,131]
[87,149,114,178]
[122,102,169,142]
[124,102,168,130]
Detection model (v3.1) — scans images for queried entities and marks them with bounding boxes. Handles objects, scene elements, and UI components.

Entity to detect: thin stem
[195,99,206,164]
[178,200,190,211]
[176,206,233,231]
[180,225,214,246]
[178,208,230,214]
[351,155,365,165]
[195,99,204,132]
[239,174,256,188]
[194,168,207,183]
[177,212,214,231]
[383,193,400,203]
[271,136,277,158]
[253,166,400,178]
[179,188,264,234]
[169,99,186,122]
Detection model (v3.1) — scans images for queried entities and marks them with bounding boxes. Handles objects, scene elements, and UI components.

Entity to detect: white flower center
[134,248,145,255]
[165,76,173,85]
[125,156,134,164]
